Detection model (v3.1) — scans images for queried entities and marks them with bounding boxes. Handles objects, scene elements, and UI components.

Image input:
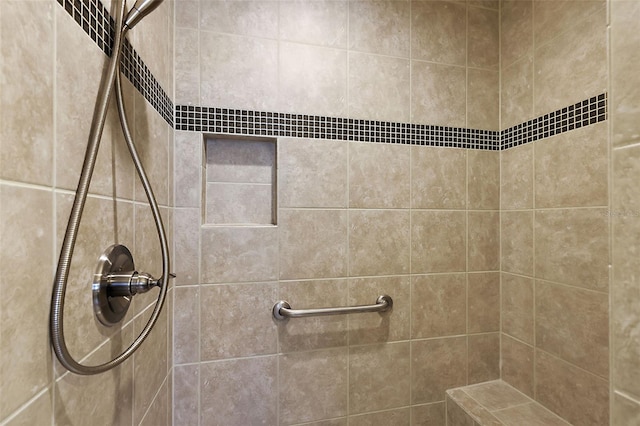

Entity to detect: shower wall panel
[0,0,175,424]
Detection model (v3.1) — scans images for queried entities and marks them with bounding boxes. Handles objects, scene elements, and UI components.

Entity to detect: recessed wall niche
[204,136,277,225]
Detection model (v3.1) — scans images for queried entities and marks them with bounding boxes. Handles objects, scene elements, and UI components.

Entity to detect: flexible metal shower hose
[50,0,170,375]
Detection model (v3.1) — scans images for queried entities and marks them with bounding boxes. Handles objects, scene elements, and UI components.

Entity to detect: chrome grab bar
[272,295,393,320]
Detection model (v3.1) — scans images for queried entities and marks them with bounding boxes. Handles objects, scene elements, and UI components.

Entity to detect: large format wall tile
[279,209,348,279]
[279,0,347,48]
[535,208,609,291]
[501,0,533,69]
[349,0,410,58]
[501,334,534,397]
[410,0,466,66]
[411,61,466,127]
[200,0,277,39]
[411,146,466,209]
[411,274,466,339]
[468,272,500,333]
[501,211,534,276]
[411,211,466,274]
[500,142,533,210]
[468,211,499,271]
[467,69,499,131]
[411,337,467,404]
[468,6,499,71]
[349,142,410,209]
[502,273,534,344]
[535,350,609,426]
[536,280,609,378]
[468,150,499,210]
[349,210,410,277]
[535,122,608,208]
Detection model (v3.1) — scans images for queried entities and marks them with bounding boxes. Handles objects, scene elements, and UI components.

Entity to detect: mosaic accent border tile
[175,106,501,150]
[57,0,174,126]
[500,93,607,150]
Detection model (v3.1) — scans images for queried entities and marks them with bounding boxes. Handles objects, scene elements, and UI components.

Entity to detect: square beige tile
[468,272,500,333]
[279,348,348,424]
[349,142,410,209]
[279,209,348,280]
[501,211,534,276]
[613,392,640,426]
[173,364,199,426]
[411,402,445,425]
[349,210,410,277]
[501,0,533,69]
[501,57,534,130]
[468,150,499,210]
[411,274,466,339]
[349,408,410,426]
[411,146,466,209]
[349,343,410,414]
[468,6,499,70]
[411,211,466,274]
[173,286,199,364]
[411,61,466,127]
[467,69,499,130]
[502,273,534,344]
[468,211,499,271]
[411,337,467,404]
[411,0,466,65]
[468,333,500,385]
[501,334,534,398]
[349,0,410,58]
[200,0,278,38]
[279,0,347,48]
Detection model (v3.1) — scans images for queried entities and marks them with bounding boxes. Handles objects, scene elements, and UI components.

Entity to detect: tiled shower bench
[446,380,571,426]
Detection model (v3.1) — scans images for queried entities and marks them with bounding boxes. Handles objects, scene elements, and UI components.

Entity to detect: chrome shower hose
[50,0,170,375]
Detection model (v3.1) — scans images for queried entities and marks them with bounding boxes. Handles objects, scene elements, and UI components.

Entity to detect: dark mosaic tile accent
[57,0,174,127]
[175,106,501,150]
[500,93,607,150]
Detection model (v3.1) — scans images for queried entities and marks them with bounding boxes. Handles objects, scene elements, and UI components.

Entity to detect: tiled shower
[0,0,638,425]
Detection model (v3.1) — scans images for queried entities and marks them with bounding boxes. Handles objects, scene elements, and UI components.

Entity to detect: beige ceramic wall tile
[206,138,275,183]
[290,419,347,426]
[411,146,466,209]
[468,150,499,210]
[279,0,347,47]
[612,146,640,398]
[54,194,134,361]
[536,280,609,378]
[280,348,348,424]
[133,306,168,424]
[0,186,52,419]
[349,142,410,208]
[467,69,499,130]
[199,0,278,39]
[279,43,347,117]
[410,0,466,66]
[173,286,199,364]
[611,0,640,146]
[134,0,171,91]
[349,343,410,414]
[200,225,278,283]
[501,273,534,344]
[175,0,198,29]
[411,274,466,339]
[133,204,163,315]
[348,276,410,345]
[411,337,467,404]
[469,0,498,9]
[467,333,500,384]
[533,0,606,49]
[54,332,134,426]
[200,357,277,425]
[349,210,410,277]
[467,272,500,333]
[348,52,410,122]
[200,282,277,360]
[411,211,466,273]
[173,208,200,285]
[5,388,52,426]
[349,0,410,57]
[410,402,445,425]
[139,379,169,426]
[501,0,533,69]
[133,94,170,206]
[411,61,466,127]
[501,57,534,129]
[55,8,115,196]
[175,29,199,105]
[278,279,348,352]
[535,122,608,208]
[613,392,640,426]
[200,32,278,111]
[173,364,199,426]
[279,209,348,279]
[174,131,202,208]
[0,0,53,186]
[535,208,609,291]
[468,211,499,271]
[500,142,533,210]
[468,6,499,70]
[501,334,534,397]
[501,211,534,276]
[349,408,410,426]
[278,138,348,208]
[535,350,609,426]
[534,9,607,115]
[205,182,273,225]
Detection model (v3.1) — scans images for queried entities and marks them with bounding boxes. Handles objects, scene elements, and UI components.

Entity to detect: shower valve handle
[107,271,176,297]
